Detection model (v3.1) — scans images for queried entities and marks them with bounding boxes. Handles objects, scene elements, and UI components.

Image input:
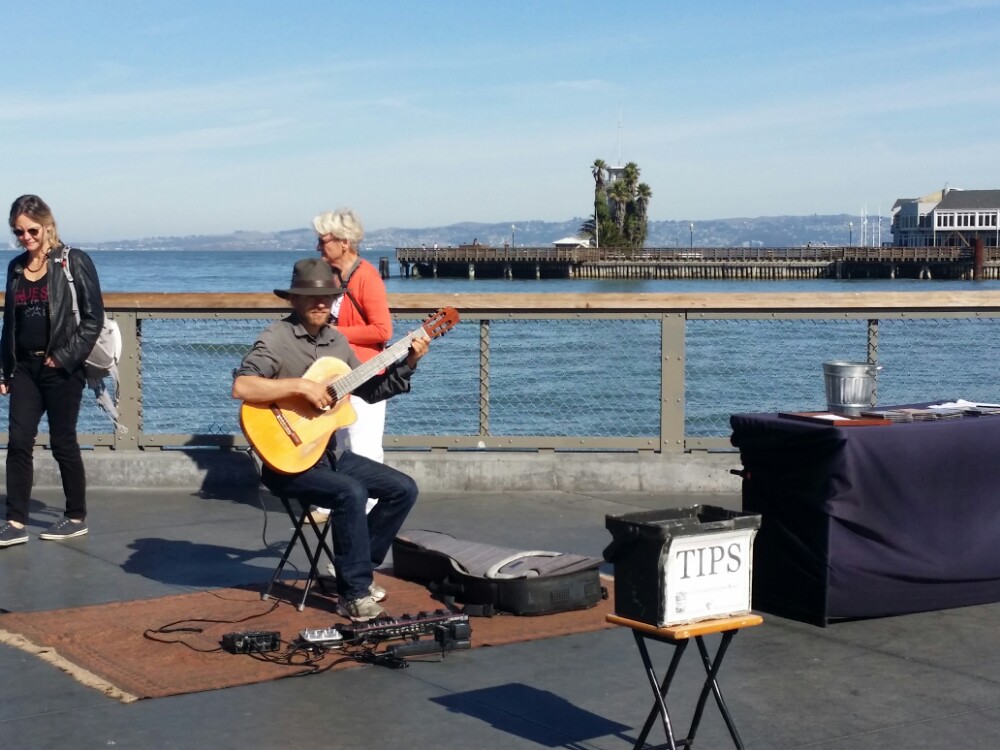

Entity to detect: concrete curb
[6,449,745,494]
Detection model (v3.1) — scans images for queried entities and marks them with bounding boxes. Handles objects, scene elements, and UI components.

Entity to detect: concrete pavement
[3,483,1000,749]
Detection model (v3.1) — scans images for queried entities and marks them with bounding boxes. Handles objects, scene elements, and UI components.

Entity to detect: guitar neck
[329,329,425,399]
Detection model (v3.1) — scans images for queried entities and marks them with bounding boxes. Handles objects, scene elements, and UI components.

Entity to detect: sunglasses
[12,227,42,238]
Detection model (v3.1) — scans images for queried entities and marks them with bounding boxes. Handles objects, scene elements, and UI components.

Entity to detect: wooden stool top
[606,613,764,640]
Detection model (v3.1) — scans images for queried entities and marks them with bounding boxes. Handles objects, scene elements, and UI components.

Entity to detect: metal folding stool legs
[261,495,336,611]
[607,614,763,750]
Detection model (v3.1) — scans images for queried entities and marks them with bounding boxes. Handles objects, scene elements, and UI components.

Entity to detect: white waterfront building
[552,236,590,249]
[891,188,1000,247]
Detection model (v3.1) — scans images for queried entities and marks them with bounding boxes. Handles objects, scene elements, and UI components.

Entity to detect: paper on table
[812,414,852,421]
[930,399,1000,409]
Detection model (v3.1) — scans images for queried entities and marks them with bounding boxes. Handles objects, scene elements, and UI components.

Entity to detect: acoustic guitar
[241,307,459,474]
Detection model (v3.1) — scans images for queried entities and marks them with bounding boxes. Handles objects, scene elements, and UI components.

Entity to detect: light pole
[689,222,694,249]
[848,222,853,246]
[594,215,600,249]
[511,224,516,248]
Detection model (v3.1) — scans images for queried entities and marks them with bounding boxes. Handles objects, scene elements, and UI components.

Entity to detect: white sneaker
[324,565,385,602]
[337,594,385,622]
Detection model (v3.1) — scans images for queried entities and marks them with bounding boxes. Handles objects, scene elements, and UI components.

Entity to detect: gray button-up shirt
[235,315,414,403]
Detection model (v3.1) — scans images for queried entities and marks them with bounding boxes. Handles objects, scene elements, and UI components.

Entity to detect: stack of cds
[860,408,963,422]
[860,410,913,423]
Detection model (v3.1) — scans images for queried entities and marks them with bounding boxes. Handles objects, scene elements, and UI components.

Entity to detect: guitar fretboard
[328,329,427,399]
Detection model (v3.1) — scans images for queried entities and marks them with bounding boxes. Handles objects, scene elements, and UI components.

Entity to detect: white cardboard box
[606,505,762,628]
[660,527,757,626]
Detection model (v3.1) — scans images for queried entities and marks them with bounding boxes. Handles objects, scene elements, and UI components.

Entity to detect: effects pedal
[299,627,344,647]
[221,630,281,654]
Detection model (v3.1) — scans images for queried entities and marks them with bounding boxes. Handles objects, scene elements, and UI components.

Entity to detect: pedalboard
[221,630,281,654]
[339,609,471,643]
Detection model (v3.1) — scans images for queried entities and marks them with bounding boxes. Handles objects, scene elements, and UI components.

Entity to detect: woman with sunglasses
[0,194,105,547]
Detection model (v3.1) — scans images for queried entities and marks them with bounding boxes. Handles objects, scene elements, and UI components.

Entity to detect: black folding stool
[606,613,763,750]
[250,450,337,611]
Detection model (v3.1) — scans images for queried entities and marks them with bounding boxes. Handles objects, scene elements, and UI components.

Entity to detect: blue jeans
[5,357,87,524]
[262,450,418,602]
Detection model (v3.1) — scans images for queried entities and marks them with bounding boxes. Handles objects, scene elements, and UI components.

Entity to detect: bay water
[11,247,1000,439]
[87,246,1000,295]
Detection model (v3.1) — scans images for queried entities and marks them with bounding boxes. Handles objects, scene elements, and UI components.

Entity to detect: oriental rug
[0,572,614,703]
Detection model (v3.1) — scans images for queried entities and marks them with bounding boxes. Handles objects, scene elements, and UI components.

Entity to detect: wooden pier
[395,244,1000,281]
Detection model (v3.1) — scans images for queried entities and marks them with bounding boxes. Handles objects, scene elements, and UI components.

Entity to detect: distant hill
[92,214,880,251]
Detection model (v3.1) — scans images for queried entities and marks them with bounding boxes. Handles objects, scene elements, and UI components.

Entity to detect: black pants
[5,357,87,524]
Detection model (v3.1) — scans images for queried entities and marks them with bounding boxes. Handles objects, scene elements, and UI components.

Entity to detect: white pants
[338,396,386,513]
[338,396,386,465]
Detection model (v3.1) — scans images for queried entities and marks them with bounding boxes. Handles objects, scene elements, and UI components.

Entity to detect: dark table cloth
[730,410,1000,625]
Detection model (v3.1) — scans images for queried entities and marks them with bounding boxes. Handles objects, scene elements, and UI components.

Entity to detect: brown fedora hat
[274,258,345,299]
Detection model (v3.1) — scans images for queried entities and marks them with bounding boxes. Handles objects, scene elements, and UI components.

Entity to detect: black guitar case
[392,530,606,616]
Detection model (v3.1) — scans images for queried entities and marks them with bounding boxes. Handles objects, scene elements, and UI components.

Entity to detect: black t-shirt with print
[14,274,50,352]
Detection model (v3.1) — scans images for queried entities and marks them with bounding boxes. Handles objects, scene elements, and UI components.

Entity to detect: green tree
[586,158,651,251]
[608,180,631,231]
[623,161,640,191]
[591,159,607,190]
[632,183,653,247]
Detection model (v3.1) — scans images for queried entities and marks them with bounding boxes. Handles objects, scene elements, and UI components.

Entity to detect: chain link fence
[3,309,999,449]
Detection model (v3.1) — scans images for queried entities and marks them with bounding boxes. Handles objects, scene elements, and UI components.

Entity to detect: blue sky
[4,0,1000,242]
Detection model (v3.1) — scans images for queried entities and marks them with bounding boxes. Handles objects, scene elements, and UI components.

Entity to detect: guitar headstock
[421,307,460,339]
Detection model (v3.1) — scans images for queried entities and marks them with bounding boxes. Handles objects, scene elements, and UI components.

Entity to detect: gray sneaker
[0,522,29,547]
[337,594,385,622]
[39,518,88,540]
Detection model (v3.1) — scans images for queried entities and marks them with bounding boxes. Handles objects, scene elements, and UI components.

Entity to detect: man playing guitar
[233,258,429,622]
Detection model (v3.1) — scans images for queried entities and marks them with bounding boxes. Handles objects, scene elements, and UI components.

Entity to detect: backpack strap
[339,258,369,324]
[59,246,82,325]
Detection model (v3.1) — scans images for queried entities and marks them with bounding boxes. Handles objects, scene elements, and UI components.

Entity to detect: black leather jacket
[1,245,105,382]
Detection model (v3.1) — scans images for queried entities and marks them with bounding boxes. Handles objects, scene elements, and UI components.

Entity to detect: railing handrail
[65,290,1000,314]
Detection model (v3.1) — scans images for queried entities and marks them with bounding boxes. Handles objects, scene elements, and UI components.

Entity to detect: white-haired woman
[311,209,392,570]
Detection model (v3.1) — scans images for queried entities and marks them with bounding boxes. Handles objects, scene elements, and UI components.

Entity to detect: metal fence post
[112,313,142,449]
[479,318,490,436]
[661,313,686,453]
[867,318,879,407]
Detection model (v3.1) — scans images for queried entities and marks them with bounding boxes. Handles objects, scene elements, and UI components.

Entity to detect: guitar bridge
[270,403,302,446]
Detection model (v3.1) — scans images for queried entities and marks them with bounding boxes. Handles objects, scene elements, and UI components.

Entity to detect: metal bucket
[823,361,878,416]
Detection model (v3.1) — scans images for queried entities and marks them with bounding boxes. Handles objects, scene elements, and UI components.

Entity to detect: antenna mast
[617,103,622,166]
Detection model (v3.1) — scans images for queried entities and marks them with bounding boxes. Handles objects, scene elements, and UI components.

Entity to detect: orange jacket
[337,258,392,363]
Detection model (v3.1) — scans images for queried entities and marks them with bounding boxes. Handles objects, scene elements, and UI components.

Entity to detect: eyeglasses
[317,235,346,247]
[12,227,42,238]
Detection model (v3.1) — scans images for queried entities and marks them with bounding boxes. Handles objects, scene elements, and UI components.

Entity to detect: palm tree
[588,157,651,251]
[591,159,607,191]
[623,162,640,193]
[635,183,652,220]
[609,180,631,231]
[633,183,653,248]
[591,159,607,247]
